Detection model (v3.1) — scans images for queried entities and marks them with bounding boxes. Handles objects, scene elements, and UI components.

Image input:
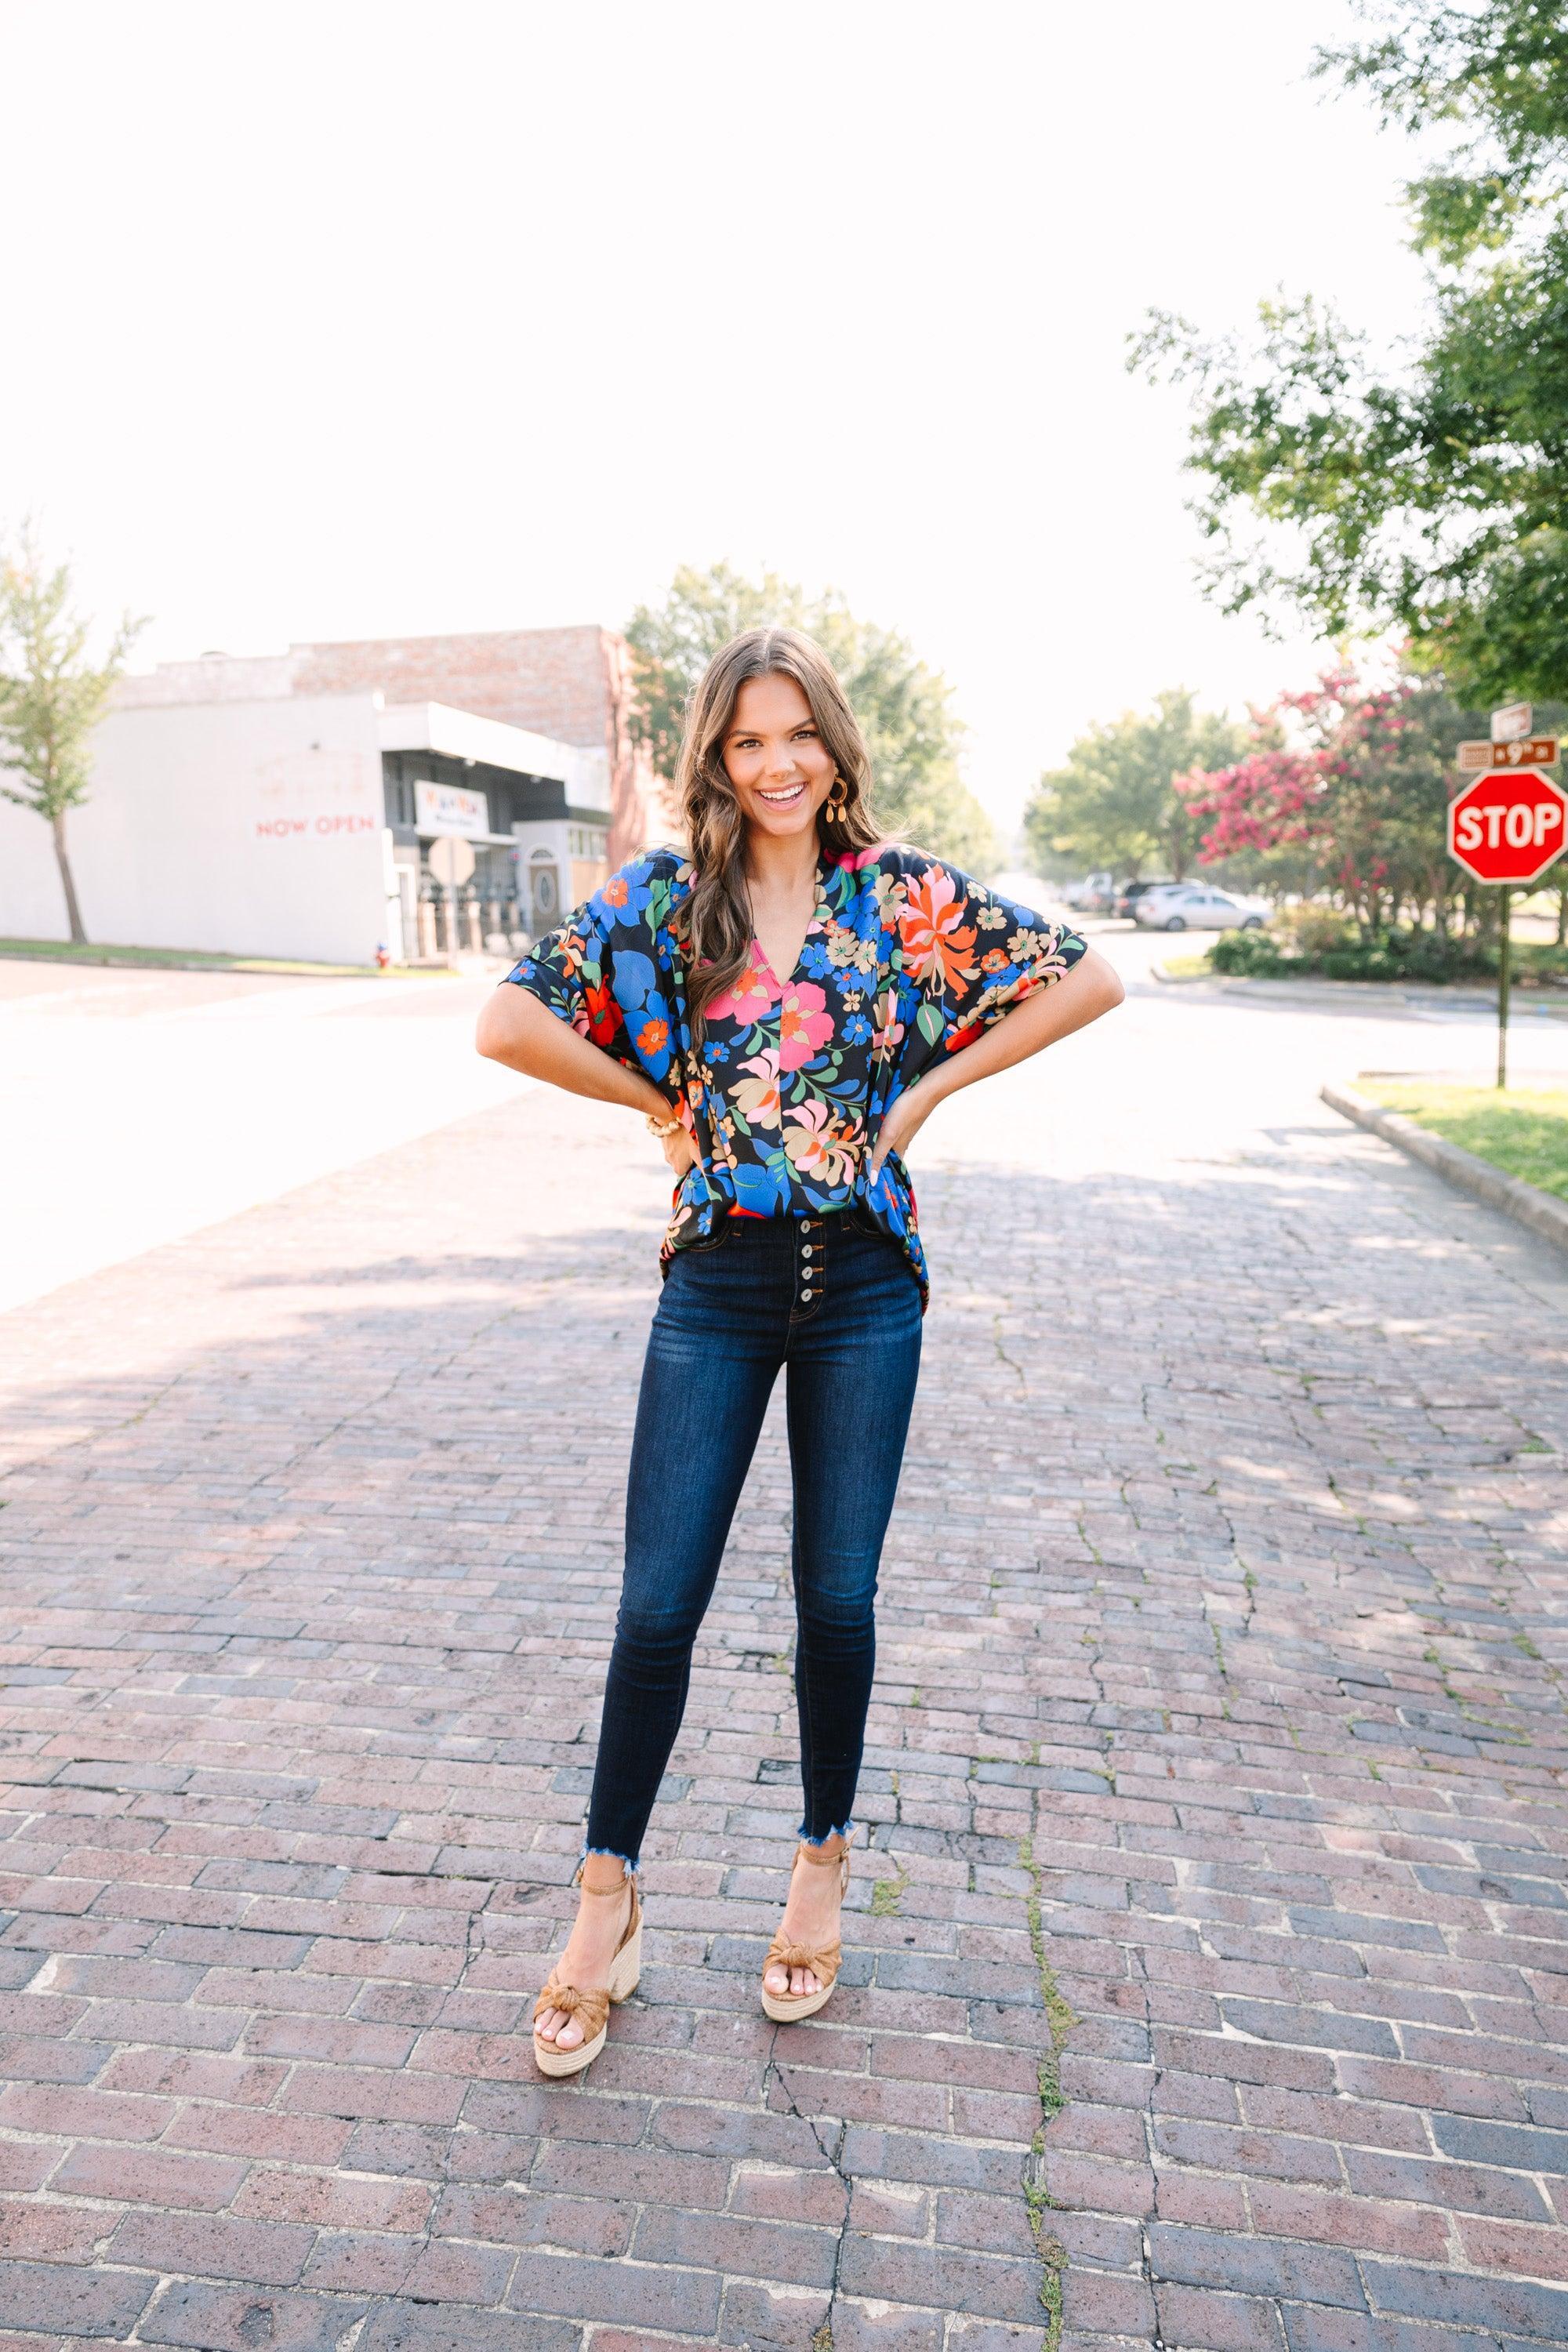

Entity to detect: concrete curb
[1321,1080,1568,1258]
[1148,963,1568,1015]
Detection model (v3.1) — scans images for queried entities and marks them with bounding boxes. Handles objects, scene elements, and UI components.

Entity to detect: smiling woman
[474,624,1123,2079]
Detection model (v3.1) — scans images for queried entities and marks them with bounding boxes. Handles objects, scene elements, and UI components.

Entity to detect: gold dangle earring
[826,773,849,825]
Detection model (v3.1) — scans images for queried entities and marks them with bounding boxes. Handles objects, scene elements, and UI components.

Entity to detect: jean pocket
[681,1211,732,1255]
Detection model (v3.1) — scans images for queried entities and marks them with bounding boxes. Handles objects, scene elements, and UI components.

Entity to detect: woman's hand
[868,1088,931,1181]
[661,1123,700,1178]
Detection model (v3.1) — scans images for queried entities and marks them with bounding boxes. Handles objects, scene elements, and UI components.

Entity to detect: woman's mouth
[757,782,807,808]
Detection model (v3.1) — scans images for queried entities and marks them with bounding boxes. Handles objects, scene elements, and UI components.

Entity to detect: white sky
[2,1,1432,837]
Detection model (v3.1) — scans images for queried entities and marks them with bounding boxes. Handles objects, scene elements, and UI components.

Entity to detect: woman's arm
[476,986,697,1166]
[869,945,1123,1175]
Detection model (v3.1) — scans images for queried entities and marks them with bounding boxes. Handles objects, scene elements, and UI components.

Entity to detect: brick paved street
[2,966,1566,2352]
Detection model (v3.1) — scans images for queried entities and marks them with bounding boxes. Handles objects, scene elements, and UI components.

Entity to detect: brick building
[289,626,670,867]
[0,623,674,967]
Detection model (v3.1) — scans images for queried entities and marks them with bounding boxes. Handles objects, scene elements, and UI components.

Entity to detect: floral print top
[504,843,1087,1308]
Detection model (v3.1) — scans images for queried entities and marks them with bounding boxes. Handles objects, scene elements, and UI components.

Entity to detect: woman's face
[722,673,837,844]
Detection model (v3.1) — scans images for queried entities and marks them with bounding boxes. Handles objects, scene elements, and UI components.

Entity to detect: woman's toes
[535,2008,558,2042]
[557,2015,583,2049]
[764,1963,787,1996]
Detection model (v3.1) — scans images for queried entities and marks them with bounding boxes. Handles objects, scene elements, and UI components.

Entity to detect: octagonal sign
[1448,770,1568,885]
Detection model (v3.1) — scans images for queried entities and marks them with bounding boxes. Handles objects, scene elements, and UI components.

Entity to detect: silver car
[1134,884,1268,932]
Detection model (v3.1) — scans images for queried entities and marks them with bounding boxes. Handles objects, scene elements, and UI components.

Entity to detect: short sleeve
[501,855,680,1084]
[892,858,1087,1080]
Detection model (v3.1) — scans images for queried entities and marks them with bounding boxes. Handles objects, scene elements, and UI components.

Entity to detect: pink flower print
[777,979,834,1071]
[706,946,779,1025]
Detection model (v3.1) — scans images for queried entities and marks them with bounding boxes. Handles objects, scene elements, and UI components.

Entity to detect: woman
[476,626,1123,2076]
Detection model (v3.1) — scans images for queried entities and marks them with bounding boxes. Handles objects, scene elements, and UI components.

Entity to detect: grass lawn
[1359,1079,1568,1204]
[0,937,446,980]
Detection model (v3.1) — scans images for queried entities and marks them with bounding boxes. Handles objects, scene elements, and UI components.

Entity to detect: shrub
[1210,928,1285,976]
[1274,905,1354,959]
[1321,946,1398,982]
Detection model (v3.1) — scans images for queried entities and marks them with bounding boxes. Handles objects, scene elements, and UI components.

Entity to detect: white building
[0,650,616,966]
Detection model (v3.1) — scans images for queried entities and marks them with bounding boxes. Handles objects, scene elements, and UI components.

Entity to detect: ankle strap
[797,1832,854,1867]
[573,1858,635,1892]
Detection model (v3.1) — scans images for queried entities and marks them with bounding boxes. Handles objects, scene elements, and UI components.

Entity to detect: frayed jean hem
[797,1819,856,1849]
[578,1841,639,1876]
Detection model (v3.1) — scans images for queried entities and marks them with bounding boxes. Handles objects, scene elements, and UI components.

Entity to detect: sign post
[1496,886,1512,1090]
[1446,704,1566,1088]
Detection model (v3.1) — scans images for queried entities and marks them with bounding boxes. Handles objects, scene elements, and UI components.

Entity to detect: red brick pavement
[1,1075,1566,2352]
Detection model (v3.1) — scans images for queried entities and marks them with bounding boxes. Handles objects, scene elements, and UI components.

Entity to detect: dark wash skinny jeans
[585,1207,923,1868]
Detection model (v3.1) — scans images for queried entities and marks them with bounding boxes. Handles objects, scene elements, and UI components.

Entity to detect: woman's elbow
[476,987,527,1065]
[1076,949,1124,1015]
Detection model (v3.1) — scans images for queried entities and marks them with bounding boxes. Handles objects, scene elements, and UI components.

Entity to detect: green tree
[1023,690,1247,882]
[0,521,143,943]
[625,561,996,870]
[1131,1,1568,704]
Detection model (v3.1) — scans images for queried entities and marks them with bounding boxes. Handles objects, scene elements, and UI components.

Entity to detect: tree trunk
[51,808,87,944]
[1558,884,1567,946]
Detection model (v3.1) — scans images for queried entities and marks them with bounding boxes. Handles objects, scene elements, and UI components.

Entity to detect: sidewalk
[2,1008,1566,2352]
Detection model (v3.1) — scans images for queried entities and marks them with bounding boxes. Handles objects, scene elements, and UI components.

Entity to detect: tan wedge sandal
[760,1832,853,2023]
[532,1859,642,2079]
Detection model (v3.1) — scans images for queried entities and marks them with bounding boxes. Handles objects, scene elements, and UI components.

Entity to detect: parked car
[1133,884,1269,932]
[1115,878,1174,920]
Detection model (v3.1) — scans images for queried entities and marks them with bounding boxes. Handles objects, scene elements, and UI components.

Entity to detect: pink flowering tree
[1176,667,1475,937]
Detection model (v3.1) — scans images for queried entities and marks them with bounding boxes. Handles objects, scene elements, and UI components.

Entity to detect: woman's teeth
[760,784,804,803]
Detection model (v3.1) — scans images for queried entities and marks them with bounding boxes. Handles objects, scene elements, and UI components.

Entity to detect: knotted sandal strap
[764,1928,841,1987]
[532,1976,611,2041]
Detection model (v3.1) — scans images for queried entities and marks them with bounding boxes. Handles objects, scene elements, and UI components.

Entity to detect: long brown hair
[675,626,880,1042]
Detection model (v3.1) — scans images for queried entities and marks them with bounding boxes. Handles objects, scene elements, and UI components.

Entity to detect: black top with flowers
[504,841,1087,1307]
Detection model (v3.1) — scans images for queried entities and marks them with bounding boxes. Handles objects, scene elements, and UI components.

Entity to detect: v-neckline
[751,858,828,996]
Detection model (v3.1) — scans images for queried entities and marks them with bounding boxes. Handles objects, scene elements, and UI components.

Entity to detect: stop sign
[1448,771,1568,884]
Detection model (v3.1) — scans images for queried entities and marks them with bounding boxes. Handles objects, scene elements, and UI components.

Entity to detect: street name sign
[1447,771,1568,887]
[1492,702,1533,742]
[1454,736,1559,772]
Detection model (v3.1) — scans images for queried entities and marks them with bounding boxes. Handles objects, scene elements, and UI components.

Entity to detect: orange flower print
[582,973,623,1046]
[898,866,977,989]
[637,1017,670,1057]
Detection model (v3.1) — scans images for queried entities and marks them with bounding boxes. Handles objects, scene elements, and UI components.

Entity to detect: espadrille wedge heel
[532,1860,641,2079]
[760,1832,853,2023]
